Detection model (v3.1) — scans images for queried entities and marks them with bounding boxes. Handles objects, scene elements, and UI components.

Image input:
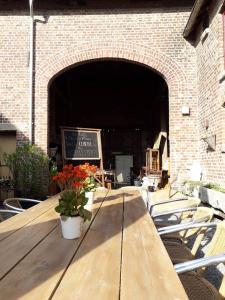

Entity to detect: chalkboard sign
[62,128,102,160]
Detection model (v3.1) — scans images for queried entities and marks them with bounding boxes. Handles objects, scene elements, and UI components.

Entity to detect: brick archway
[35,41,188,179]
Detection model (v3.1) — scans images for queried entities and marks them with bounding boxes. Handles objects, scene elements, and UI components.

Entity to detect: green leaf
[80,195,88,206]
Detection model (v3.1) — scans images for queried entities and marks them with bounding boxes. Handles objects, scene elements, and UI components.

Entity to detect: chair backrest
[204,221,225,297]
[152,197,200,215]
[205,221,225,257]
[3,198,41,212]
[184,207,214,256]
[188,221,225,297]
[181,206,214,237]
[219,274,225,297]
[7,199,23,209]
[0,209,21,222]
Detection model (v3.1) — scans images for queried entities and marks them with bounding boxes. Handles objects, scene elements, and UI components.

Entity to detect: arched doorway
[48,59,169,183]
[35,42,192,181]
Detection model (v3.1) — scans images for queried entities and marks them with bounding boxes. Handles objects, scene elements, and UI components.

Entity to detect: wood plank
[0,192,107,300]
[52,190,123,300]
[0,208,59,279]
[120,192,188,300]
[0,195,59,242]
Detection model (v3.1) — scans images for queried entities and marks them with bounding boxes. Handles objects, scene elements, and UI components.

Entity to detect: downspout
[223,10,225,69]
[29,0,34,144]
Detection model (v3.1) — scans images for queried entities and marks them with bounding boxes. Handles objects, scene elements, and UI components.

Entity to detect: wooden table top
[0,189,188,300]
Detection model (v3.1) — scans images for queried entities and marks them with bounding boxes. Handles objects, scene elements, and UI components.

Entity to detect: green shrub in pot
[3,144,50,199]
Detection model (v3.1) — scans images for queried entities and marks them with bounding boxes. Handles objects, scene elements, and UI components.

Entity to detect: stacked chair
[173,221,225,300]
[159,210,214,263]
[151,195,225,299]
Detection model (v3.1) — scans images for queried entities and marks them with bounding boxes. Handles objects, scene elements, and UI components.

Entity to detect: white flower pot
[85,191,94,205]
[199,187,225,212]
[60,216,83,239]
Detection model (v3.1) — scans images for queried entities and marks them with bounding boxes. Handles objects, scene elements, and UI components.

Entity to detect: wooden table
[0,189,188,300]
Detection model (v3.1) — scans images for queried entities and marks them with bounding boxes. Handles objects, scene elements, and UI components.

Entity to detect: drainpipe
[223,10,225,69]
[29,0,34,144]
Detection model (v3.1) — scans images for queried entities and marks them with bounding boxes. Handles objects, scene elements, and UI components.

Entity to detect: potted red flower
[80,163,98,205]
[52,164,92,239]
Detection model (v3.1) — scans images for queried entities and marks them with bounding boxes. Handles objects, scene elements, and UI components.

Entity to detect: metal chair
[156,206,214,246]
[151,197,201,231]
[176,255,225,300]
[159,221,225,299]
[0,209,21,222]
[160,221,220,264]
[150,196,200,217]
[3,198,41,212]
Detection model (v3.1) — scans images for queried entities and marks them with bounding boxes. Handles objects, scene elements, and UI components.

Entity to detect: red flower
[72,181,82,187]
[52,163,97,192]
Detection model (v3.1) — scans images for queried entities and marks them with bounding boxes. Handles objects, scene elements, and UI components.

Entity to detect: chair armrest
[158,221,217,236]
[0,209,21,215]
[15,198,41,203]
[175,253,225,274]
[4,202,25,212]
[157,215,212,232]
[153,206,197,219]
[3,198,41,212]
[149,197,189,215]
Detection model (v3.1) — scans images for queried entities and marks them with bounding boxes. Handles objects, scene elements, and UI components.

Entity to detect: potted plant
[199,182,225,212]
[3,144,49,199]
[80,163,98,205]
[52,164,92,239]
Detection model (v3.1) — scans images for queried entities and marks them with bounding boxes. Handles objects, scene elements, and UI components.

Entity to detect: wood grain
[0,208,59,280]
[0,195,58,242]
[0,193,107,300]
[120,191,188,300]
[52,190,123,300]
[0,189,188,300]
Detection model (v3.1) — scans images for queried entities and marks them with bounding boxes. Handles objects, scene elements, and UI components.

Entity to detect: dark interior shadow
[0,0,194,15]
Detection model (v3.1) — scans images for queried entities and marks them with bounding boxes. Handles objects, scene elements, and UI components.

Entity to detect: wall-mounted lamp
[181,105,190,116]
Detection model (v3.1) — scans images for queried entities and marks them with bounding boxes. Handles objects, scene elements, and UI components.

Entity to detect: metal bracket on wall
[202,134,216,151]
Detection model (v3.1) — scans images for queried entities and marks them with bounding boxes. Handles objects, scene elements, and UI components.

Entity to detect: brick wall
[0,2,199,181]
[195,4,225,185]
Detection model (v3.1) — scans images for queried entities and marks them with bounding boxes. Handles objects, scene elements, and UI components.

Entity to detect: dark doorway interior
[48,60,168,177]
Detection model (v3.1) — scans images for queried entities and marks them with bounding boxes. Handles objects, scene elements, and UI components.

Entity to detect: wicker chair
[166,222,225,299]
[0,209,21,222]
[160,221,221,264]
[3,198,41,212]
[157,206,214,248]
[175,253,225,300]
